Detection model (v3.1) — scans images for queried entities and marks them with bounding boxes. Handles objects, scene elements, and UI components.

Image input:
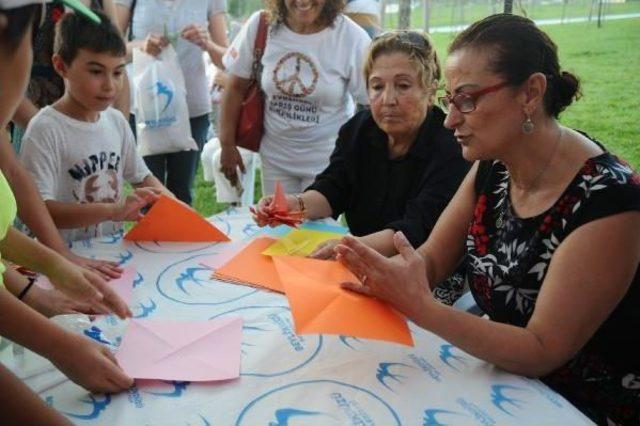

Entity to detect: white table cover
[2,208,593,425]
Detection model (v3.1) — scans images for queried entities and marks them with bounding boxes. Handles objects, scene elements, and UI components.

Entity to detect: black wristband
[17,276,36,300]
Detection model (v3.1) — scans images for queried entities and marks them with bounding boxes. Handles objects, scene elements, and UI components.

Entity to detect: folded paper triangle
[124,195,229,242]
[272,256,414,346]
[212,237,284,293]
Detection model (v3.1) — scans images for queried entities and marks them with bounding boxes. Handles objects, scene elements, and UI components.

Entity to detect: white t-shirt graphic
[224,12,371,177]
[20,106,151,242]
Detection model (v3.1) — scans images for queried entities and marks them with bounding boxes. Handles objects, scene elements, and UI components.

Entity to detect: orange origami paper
[212,237,284,293]
[272,256,413,346]
[124,195,229,242]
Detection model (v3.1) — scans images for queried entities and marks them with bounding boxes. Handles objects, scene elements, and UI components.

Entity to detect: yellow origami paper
[262,229,345,257]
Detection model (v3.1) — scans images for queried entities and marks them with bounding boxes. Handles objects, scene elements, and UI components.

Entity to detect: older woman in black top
[254,31,469,263]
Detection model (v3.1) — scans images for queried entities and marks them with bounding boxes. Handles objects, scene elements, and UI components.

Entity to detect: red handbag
[235,11,269,152]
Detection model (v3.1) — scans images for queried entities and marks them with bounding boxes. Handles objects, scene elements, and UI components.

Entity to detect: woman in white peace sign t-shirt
[220,0,371,196]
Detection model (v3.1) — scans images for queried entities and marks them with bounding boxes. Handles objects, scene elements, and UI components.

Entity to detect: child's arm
[132,174,173,197]
[1,131,122,278]
[45,186,160,228]
[0,288,133,393]
[0,363,71,425]
[3,264,94,318]
[0,227,131,318]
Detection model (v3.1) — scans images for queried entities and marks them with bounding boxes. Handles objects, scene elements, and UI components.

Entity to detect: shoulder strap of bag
[128,0,137,41]
[251,11,269,81]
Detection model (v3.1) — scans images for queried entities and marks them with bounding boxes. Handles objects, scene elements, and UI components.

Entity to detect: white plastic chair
[201,138,257,207]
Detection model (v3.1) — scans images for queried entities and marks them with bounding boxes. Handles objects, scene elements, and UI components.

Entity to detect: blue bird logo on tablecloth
[269,408,324,426]
[147,381,190,398]
[423,408,465,426]
[439,344,468,372]
[60,395,111,420]
[376,362,411,391]
[491,384,528,416]
[339,335,362,350]
[134,299,157,318]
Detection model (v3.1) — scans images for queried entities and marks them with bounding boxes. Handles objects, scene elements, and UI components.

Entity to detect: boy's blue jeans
[130,114,210,206]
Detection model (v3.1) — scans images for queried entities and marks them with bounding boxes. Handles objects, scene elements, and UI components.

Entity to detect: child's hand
[65,252,123,279]
[111,188,160,222]
[48,260,132,319]
[51,332,133,393]
[22,286,97,318]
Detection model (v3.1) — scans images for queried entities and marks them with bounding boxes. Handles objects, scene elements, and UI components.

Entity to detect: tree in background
[398,0,412,28]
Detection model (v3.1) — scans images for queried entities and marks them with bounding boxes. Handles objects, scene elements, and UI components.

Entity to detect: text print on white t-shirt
[68,151,121,204]
[269,52,320,124]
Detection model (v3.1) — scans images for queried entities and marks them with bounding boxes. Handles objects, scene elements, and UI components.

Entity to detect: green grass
[384,0,640,29]
[193,17,640,216]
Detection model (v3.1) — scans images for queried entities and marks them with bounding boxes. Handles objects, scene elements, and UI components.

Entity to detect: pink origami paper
[115,317,243,381]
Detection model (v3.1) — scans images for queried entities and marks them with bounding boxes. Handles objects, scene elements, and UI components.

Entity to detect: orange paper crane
[250,181,303,227]
[124,195,230,242]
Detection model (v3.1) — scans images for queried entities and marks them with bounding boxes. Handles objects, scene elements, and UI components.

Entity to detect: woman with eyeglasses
[253,31,470,303]
[336,14,640,424]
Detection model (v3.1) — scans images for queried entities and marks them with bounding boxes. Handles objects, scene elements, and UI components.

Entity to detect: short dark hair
[449,14,580,118]
[54,9,125,65]
[0,5,38,53]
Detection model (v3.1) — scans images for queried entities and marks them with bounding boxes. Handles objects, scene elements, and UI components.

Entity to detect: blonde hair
[364,31,441,98]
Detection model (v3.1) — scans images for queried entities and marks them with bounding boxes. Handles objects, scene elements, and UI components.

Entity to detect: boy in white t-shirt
[20,10,167,243]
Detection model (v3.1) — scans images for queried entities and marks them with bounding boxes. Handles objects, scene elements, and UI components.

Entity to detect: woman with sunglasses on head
[254,31,470,303]
[336,14,640,424]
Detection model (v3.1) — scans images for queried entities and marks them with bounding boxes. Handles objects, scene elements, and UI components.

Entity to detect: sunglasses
[438,82,508,113]
[373,30,428,50]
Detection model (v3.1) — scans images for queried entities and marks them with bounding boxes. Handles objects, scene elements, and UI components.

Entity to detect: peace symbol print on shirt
[273,52,319,98]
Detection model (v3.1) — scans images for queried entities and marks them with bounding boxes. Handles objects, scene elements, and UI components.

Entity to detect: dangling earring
[522,113,534,134]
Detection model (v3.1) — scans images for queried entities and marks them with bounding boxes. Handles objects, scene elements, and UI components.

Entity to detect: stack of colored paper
[250,181,303,227]
[211,237,284,293]
[262,228,345,257]
[209,236,413,346]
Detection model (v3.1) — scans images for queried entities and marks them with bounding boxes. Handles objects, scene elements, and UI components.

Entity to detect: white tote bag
[132,45,197,156]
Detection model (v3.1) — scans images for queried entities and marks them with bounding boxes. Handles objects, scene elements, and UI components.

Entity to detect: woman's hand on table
[48,260,132,319]
[309,239,340,260]
[51,332,133,393]
[336,232,433,320]
[251,194,300,227]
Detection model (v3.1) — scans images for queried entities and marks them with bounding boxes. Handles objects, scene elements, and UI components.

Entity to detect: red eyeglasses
[439,82,508,113]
